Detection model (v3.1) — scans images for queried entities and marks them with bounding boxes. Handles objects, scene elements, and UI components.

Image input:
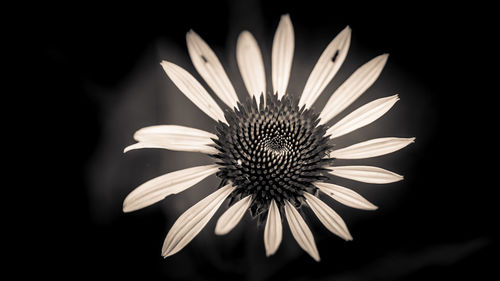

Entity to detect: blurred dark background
[21,0,494,280]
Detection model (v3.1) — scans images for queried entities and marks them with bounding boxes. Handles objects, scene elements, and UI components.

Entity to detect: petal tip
[161,250,173,259]
[122,193,140,213]
[378,53,389,64]
[185,29,198,43]
[265,237,280,257]
[265,249,276,257]
[343,229,353,241]
[161,242,173,258]
[214,224,228,236]
[123,145,133,153]
[122,202,133,213]
[160,60,173,71]
[239,30,251,38]
[312,253,321,262]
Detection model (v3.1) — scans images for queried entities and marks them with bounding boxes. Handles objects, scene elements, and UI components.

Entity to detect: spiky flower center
[213,93,333,221]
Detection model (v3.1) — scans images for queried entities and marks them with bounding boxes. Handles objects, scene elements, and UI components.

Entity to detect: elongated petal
[123,164,219,213]
[326,95,399,139]
[186,30,239,109]
[133,125,217,142]
[124,125,218,154]
[328,165,403,184]
[237,31,266,106]
[161,61,226,123]
[315,182,377,210]
[272,14,294,99]
[304,192,352,240]
[299,26,351,109]
[124,142,169,153]
[319,54,389,124]
[124,142,218,154]
[284,201,320,261]
[215,195,252,235]
[330,137,415,159]
[162,184,236,258]
[264,199,282,257]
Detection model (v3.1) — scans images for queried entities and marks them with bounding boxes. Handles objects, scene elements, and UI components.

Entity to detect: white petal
[299,26,351,109]
[272,14,294,99]
[326,95,399,139]
[304,192,353,241]
[124,142,168,153]
[330,137,415,159]
[315,182,378,210]
[186,30,239,109]
[264,199,282,257]
[284,200,320,262]
[124,125,218,154]
[237,31,266,106]
[215,195,252,235]
[319,54,389,124]
[124,142,218,154]
[161,61,226,123]
[328,165,403,184]
[123,164,219,213]
[162,184,236,258]
[133,125,217,142]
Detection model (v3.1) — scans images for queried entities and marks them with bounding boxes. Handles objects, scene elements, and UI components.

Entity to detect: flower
[123,14,415,261]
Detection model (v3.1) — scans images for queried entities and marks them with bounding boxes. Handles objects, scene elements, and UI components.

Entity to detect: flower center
[265,135,290,153]
[213,93,334,221]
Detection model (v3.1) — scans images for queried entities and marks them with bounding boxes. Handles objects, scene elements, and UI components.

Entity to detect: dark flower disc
[212,93,334,221]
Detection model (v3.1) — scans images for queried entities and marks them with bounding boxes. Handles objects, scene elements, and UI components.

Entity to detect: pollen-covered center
[213,93,333,220]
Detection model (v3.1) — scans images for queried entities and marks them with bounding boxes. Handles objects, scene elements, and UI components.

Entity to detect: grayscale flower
[123,14,415,261]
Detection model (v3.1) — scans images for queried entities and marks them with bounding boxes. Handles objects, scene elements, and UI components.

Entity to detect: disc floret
[213,93,334,220]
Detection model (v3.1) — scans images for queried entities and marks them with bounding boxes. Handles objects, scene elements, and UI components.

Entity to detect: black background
[20,0,494,280]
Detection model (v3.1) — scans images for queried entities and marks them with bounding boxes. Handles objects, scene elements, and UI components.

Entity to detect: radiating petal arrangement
[326,95,400,139]
[299,26,351,109]
[330,137,415,159]
[328,165,403,184]
[319,54,388,124]
[124,125,218,154]
[123,164,219,213]
[186,30,239,109]
[162,184,235,258]
[215,195,252,235]
[272,14,294,99]
[160,61,227,123]
[236,31,266,105]
[315,182,378,210]
[304,192,352,241]
[284,200,320,261]
[123,14,415,261]
[264,199,282,257]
